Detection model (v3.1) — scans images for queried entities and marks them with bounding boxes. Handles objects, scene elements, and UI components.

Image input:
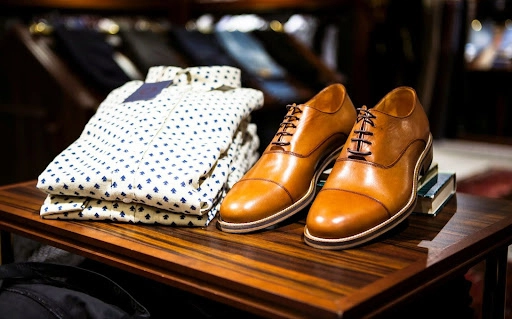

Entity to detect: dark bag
[0,262,151,319]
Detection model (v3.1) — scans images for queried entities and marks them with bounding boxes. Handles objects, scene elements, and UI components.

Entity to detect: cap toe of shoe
[220,179,294,224]
[305,189,390,240]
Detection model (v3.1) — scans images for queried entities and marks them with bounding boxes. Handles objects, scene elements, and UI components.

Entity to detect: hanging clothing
[119,29,189,74]
[214,30,304,104]
[53,24,134,94]
[37,65,264,226]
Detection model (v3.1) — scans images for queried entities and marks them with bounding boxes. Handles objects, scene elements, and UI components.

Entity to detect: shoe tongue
[270,145,286,151]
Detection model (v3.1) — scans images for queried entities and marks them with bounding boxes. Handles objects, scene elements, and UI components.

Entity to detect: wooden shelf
[0,0,191,24]
[0,0,176,10]
[190,0,354,14]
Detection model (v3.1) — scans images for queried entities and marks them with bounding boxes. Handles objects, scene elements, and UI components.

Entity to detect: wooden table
[0,180,511,318]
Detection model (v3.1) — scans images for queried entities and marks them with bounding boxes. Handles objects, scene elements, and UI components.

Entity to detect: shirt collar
[145,66,242,91]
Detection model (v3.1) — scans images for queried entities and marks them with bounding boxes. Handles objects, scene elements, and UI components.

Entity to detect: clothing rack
[0,0,364,185]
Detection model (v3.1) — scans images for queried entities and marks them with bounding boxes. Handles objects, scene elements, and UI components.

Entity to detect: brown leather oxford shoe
[304,86,433,249]
[218,83,357,233]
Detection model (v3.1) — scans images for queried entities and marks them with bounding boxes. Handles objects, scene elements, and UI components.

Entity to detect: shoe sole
[303,134,434,250]
[217,145,344,233]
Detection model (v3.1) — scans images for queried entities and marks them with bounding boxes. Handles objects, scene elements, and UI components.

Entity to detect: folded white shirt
[37,65,264,226]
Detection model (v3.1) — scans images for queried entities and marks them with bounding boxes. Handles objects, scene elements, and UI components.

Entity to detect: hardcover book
[413,171,457,216]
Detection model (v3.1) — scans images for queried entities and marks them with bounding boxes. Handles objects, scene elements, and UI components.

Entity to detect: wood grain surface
[1,180,512,318]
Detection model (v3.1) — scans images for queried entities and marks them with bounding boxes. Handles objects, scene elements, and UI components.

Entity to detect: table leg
[482,246,508,319]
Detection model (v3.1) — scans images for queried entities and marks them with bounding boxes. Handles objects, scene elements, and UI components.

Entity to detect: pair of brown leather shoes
[218,84,433,250]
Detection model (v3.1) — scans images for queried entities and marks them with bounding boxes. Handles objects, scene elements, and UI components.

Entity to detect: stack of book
[317,162,457,217]
[413,162,456,216]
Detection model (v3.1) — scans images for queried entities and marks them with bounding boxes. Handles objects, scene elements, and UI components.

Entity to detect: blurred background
[0,0,510,186]
[1,1,512,318]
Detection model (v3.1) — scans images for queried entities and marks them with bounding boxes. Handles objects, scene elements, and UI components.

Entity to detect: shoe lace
[272,103,302,146]
[347,106,376,158]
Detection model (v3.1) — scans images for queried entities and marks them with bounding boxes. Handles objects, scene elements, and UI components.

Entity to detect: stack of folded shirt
[36,65,264,226]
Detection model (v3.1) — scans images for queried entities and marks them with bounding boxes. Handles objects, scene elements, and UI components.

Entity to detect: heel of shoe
[419,134,434,177]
